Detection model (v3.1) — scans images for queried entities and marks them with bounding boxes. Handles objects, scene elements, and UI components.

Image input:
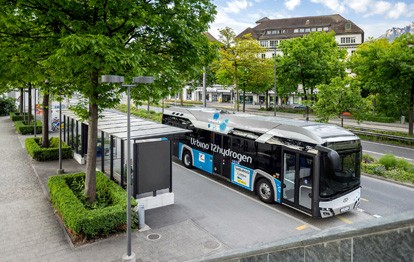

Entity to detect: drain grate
[203,240,221,250]
[147,233,161,241]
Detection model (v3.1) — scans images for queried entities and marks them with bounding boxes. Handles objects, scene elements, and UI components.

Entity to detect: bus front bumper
[319,187,361,218]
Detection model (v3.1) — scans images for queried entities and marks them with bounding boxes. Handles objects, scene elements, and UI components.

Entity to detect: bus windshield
[320,150,361,198]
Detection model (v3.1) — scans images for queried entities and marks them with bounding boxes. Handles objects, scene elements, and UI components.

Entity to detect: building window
[340,37,356,44]
[345,23,352,30]
[305,28,311,32]
[260,40,268,47]
[317,28,322,32]
[270,40,279,47]
[311,28,317,32]
[294,29,299,33]
[323,27,329,31]
[261,53,266,59]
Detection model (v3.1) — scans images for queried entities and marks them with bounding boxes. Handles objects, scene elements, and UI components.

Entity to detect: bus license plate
[340,206,350,213]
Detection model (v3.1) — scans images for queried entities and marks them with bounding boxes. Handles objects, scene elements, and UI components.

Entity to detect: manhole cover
[203,240,221,250]
[147,233,161,241]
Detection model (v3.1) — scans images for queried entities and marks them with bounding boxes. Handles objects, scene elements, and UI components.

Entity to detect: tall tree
[349,34,414,135]
[313,76,370,126]
[1,0,216,202]
[278,31,347,120]
[214,29,264,111]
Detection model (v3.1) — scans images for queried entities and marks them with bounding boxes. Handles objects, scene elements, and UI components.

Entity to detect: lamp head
[133,76,154,84]
[101,75,124,83]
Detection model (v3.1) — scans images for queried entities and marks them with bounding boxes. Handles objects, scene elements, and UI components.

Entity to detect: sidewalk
[0,116,226,262]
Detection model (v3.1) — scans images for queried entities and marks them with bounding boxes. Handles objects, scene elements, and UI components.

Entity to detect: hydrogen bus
[162,107,361,218]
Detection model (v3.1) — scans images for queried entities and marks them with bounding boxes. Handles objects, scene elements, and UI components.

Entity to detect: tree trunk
[19,88,24,114]
[147,99,150,112]
[42,92,50,148]
[265,90,269,110]
[409,79,414,136]
[235,63,239,112]
[85,75,99,203]
[242,88,246,112]
[28,83,32,124]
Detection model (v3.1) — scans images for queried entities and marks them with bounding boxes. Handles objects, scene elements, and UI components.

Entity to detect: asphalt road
[144,159,414,249]
[362,140,414,161]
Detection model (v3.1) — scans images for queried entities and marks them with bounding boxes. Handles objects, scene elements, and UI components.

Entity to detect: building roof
[204,32,219,42]
[237,14,364,40]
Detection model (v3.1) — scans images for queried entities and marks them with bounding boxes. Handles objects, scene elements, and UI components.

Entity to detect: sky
[210,0,414,40]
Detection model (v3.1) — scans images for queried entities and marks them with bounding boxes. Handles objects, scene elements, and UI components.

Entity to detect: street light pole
[57,95,64,174]
[202,66,206,108]
[273,47,277,117]
[102,75,154,262]
[34,87,37,137]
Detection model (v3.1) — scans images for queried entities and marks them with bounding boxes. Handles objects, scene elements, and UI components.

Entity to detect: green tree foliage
[313,76,370,125]
[277,32,347,119]
[214,28,265,111]
[1,0,216,202]
[349,34,414,135]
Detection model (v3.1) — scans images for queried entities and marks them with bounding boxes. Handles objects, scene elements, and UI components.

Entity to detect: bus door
[213,134,223,175]
[212,134,232,179]
[282,151,314,212]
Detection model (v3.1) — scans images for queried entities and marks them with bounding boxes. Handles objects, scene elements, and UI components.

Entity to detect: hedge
[48,172,136,239]
[14,120,42,134]
[9,112,28,121]
[25,137,73,161]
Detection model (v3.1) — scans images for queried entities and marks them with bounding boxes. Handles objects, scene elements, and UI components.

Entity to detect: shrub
[48,172,136,240]
[25,137,72,161]
[15,120,42,134]
[9,112,28,121]
[378,154,398,170]
[362,163,386,175]
[0,97,16,116]
[362,153,376,164]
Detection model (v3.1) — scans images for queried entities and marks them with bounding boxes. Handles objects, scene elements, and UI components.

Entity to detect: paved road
[362,140,414,162]
[360,175,414,218]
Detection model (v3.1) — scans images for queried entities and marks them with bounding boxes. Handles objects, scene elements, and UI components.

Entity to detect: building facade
[237,14,364,58]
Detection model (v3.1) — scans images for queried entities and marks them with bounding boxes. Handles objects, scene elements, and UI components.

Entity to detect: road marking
[336,216,353,224]
[296,225,308,231]
[363,150,413,161]
[373,214,382,218]
[360,198,369,202]
[174,163,321,231]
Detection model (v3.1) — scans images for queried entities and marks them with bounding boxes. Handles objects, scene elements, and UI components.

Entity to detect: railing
[349,129,414,145]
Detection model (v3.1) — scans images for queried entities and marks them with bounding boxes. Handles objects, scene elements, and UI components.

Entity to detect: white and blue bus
[162,107,361,218]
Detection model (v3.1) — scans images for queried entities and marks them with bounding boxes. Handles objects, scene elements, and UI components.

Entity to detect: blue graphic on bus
[213,113,220,120]
[274,178,281,203]
[231,163,253,190]
[192,149,213,174]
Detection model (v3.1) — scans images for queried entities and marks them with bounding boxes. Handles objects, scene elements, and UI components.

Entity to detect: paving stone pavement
[0,116,227,262]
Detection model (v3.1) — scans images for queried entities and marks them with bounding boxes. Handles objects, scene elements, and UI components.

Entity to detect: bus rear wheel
[256,179,274,204]
[182,150,193,169]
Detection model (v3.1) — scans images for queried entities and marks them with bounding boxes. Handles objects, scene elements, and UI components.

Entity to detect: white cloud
[344,0,372,13]
[209,9,254,38]
[285,0,301,10]
[310,0,347,13]
[387,2,407,19]
[223,0,253,14]
[363,1,391,17]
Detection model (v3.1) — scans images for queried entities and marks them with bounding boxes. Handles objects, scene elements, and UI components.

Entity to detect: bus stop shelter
[62,109,190,209]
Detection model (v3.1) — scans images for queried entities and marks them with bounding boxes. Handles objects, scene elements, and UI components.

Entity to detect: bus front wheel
[256,179,274,204]
[182,150,193,169]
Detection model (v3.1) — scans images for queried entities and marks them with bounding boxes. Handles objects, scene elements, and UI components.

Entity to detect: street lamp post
[101,75,154,262]
[273,47,277,117]
[34,87,37,137]
[57,95,64,174]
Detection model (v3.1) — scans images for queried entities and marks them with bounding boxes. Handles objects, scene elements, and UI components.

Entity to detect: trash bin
[401,116,405,124]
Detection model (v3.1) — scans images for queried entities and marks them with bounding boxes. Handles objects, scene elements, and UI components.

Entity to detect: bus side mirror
[327,150,340,170]
[308,193,312,198]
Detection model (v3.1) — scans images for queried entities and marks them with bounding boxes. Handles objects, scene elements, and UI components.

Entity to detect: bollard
[137,202,145,229]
